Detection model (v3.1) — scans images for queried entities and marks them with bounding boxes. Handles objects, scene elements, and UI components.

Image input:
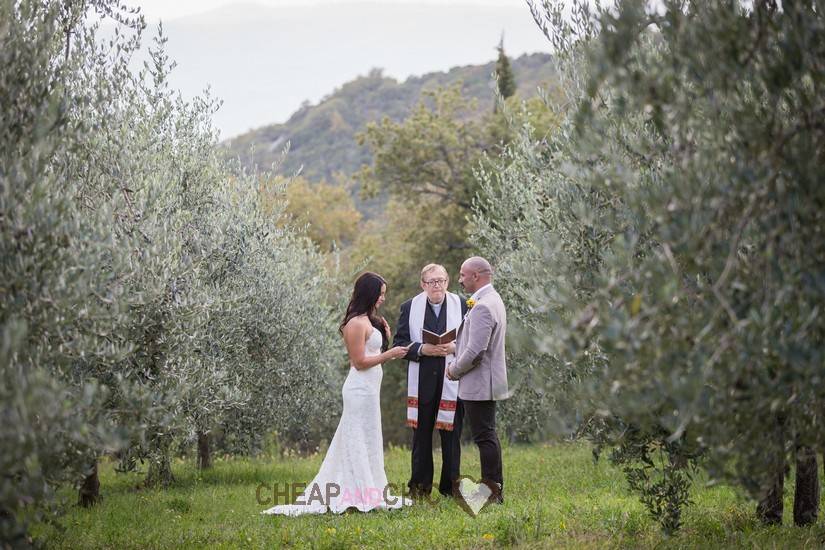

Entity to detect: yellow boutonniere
[466,298,476,309]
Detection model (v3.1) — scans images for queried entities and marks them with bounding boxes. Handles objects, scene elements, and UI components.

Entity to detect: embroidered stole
[406,291,462,431]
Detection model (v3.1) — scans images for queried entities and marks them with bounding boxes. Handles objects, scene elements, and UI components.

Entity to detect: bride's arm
[343,319,409,370]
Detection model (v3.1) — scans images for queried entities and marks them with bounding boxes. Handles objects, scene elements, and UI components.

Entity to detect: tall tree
[495,35,517,102]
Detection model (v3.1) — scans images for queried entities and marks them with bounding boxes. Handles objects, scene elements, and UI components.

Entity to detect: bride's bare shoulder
[343,314,370,333]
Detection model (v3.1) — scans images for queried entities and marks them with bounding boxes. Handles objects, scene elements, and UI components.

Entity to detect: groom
[447,256,508,504]
[393,263,466,499]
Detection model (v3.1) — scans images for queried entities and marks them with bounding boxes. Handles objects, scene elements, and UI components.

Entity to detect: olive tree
[474,0,825,532]
[1,0,147,534]
[2,0,343,535]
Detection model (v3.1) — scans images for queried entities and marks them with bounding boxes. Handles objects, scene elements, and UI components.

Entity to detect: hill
[222,52,556,182]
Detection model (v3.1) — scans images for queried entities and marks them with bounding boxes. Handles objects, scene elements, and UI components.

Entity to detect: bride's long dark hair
[339,272,389,352]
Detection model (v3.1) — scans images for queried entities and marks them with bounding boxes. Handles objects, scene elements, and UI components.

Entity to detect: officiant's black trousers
[463,400,503,488]
[409,398,464,497]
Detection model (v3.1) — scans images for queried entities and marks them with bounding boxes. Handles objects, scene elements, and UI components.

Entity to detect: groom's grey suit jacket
[449,285,509,401]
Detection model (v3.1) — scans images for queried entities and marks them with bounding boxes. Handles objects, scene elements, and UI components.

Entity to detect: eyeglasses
[422,278,448,287]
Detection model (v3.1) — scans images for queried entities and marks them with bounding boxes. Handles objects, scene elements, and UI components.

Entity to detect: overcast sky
[127,0,527,21]
[118,0,549,138]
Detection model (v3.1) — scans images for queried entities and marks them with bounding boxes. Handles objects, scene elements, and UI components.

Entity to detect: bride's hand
[386,345,409,360]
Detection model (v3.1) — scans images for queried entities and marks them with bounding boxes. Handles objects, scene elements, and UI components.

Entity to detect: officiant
[393,263,467,499]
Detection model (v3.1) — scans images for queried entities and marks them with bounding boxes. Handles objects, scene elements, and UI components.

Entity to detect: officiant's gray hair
[420,263,448,280]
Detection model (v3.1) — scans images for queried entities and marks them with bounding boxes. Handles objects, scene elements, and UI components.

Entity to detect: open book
[422,327,456,345]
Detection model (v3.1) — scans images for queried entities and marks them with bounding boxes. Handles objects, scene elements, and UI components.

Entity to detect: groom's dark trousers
[394,298,464,497]
[463,400,503,489]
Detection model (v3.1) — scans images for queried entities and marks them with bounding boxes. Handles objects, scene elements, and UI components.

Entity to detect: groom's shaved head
[463,256,493,276]
[458,256,493,294]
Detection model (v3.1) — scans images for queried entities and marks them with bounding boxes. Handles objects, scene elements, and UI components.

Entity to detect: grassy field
[31,441,825,549]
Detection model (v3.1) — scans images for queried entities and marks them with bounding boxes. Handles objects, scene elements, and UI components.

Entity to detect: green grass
[31,442,825,549]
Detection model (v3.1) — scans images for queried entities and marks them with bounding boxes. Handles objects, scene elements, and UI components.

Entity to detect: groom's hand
[446,363,458,380]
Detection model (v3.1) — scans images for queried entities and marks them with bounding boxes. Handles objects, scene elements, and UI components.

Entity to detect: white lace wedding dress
[262,327,409,515]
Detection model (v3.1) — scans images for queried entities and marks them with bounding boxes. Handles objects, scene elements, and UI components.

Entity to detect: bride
[262,272,412,515]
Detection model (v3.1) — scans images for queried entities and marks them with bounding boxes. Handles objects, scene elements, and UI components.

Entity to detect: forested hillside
[222,53,556,184]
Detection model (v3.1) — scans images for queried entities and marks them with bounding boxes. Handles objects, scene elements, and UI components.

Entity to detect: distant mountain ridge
[222,52,556,182]
[137,2,552,138]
